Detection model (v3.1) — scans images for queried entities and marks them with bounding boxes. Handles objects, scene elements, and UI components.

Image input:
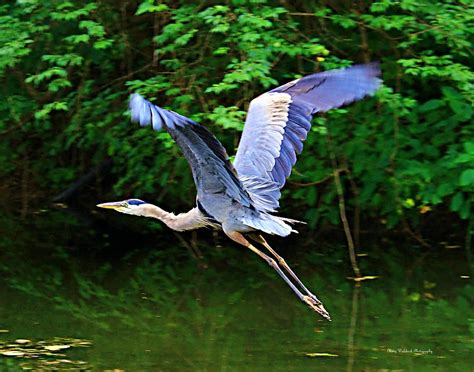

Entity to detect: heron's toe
[303,295,331,321]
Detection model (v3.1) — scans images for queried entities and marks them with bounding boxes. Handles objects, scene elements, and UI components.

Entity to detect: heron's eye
[121,202,128,207]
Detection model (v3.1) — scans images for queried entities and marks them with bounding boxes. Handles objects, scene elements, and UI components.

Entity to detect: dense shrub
[1,0,472,235]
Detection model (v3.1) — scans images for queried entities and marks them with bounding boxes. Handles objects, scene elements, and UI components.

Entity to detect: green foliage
[0,0,473,233]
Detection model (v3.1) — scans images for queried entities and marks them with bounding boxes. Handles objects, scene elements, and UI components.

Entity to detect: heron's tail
[242,214,304,237]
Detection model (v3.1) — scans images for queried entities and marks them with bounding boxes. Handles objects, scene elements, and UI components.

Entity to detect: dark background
[1,0,472,246]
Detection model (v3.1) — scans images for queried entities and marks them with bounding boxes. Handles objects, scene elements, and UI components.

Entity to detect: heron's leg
[251,235,324,306]
[225,231,331,321]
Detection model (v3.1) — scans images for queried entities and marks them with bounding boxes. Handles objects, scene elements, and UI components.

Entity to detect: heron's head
[97,198,149,216]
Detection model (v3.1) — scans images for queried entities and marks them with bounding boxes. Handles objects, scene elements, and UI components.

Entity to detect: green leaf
[459,169,474,187]
[418,99,443,112]
[47,78,72,92]
[213,47,229,55]
[450,192,464,212]
[93,40,113,49]
[464,142,474,154]
[136,2,169,15]
[64,34,90,44]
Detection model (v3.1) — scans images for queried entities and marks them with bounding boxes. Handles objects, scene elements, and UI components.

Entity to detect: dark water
[0,209,473,371]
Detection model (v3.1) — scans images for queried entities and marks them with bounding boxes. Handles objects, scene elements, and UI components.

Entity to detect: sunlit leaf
[1,350,25,357]
[44,345,71,351]
[349,276,380,282]
[305,352,339,357]
[15,339,31,344]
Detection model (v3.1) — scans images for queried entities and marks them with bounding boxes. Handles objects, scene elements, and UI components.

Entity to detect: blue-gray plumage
[234,62,382,210]
[98,63,382,321]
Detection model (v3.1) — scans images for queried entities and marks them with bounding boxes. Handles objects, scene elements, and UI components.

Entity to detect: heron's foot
[305,292,323,306]
[303,295,331,321]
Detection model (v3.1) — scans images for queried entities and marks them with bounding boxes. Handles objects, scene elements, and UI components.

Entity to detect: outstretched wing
[130,94,254,209]
[233,63,382,212]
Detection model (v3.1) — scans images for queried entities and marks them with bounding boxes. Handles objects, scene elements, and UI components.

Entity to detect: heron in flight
[98,63,382,320]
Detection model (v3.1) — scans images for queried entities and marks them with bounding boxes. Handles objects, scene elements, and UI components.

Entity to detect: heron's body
[98,63,382,320]
[164,106,297,237]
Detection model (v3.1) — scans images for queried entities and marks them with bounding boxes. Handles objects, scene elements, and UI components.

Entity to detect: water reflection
[0,209,472,370]
[346,284,360,372]
[0,337,92,370]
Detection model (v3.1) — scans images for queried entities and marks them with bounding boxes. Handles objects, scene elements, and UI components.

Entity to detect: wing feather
[130,94,254,209]
[234,63,382,212]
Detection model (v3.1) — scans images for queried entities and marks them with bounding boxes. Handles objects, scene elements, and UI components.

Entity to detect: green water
[0,209,473,371]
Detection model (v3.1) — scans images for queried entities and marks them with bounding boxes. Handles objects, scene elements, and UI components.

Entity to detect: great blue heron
[98,63,382,320]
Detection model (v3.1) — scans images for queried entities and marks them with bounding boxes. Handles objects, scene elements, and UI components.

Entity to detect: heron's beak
[96,202,123,210]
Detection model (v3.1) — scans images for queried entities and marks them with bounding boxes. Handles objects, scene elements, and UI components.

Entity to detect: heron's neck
[141,204,206,231]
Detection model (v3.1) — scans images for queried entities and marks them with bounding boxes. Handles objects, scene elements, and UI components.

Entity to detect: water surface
[0,209,472,370]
